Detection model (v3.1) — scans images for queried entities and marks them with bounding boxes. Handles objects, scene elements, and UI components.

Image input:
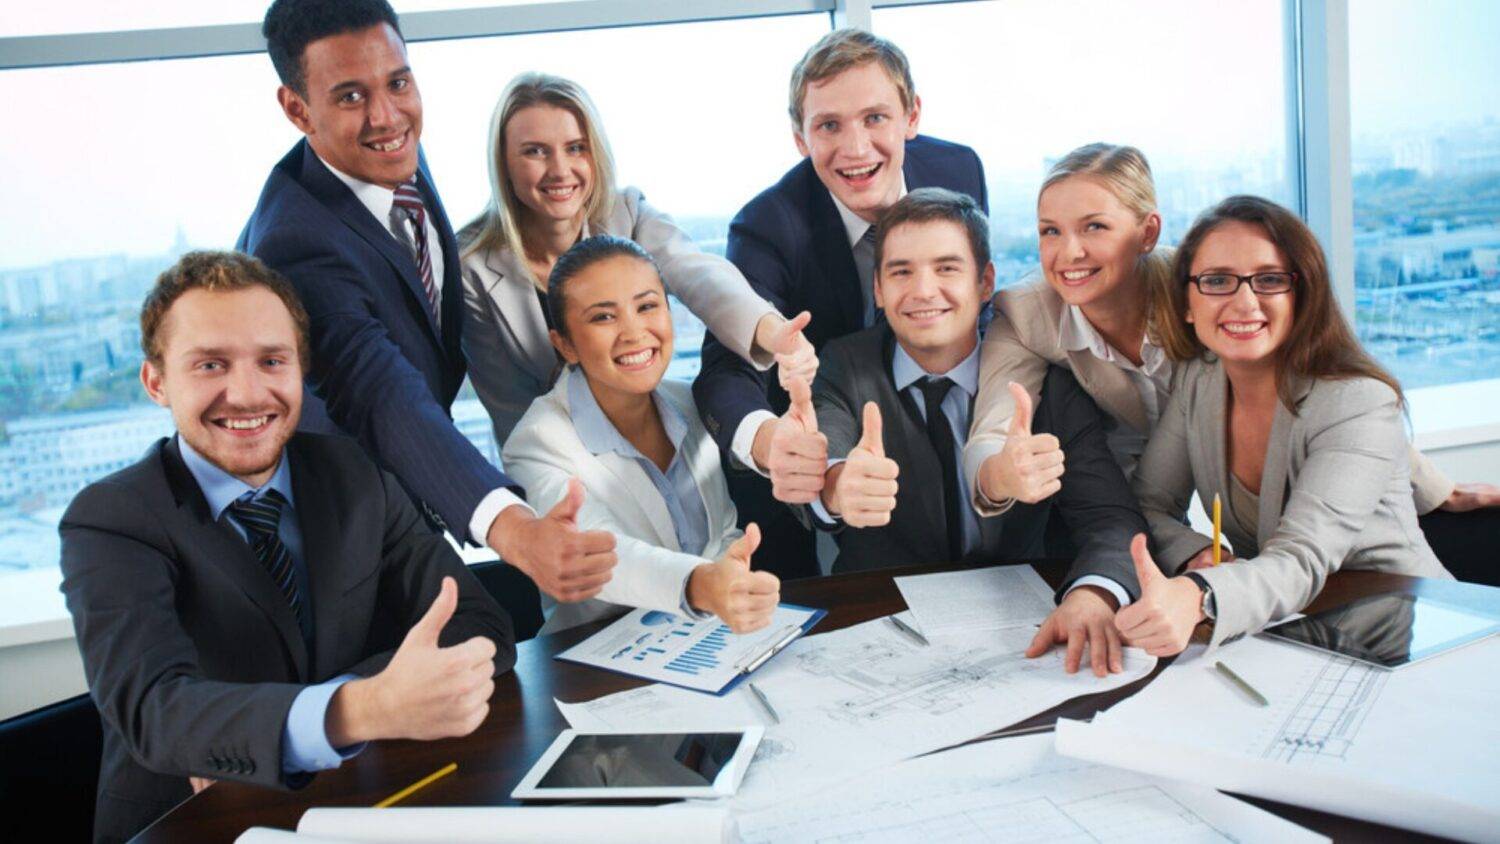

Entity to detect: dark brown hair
[140,250,312,367]
[1162,195,1402,410]
[546,235,661,338]
[874,187,991,273]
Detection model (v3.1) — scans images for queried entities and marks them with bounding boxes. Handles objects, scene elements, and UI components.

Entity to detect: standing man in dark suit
[60,252,514,843]
[240,0,616,608]
[808,189,1147,677]
[693,28,988,579]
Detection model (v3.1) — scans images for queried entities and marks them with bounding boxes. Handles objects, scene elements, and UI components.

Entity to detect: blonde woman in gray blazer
[502,236,780,635]
[1117,196,1449,656]
[461,73,816,446]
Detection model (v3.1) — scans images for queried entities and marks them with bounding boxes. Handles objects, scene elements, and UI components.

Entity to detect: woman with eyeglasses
[1115,195,1450,656]
[460,72,816,447]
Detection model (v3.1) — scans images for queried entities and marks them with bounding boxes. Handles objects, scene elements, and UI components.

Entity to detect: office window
[1349,0,1500,391]
[874,0,1293,287]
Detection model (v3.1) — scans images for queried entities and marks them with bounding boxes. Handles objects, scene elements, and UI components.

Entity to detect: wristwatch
[1182,571,1217,621]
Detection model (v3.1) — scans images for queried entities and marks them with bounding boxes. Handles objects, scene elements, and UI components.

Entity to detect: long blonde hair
[1039,143,1174,338]
[460,72,619,281]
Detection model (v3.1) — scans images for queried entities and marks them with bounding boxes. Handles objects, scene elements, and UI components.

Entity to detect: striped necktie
[227,489,305,626]
[392,178,440,323]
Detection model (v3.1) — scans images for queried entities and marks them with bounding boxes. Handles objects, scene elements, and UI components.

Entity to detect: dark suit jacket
[812,325,1145,594]
[693,135,988,447]
[59,434,515,843]
[238,140,518,538]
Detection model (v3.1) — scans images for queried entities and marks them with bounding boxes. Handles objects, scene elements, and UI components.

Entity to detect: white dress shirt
[1056,304,1171,479]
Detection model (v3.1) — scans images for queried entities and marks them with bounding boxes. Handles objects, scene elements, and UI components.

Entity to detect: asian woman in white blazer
[501,235,781,635]
[461,72,816,446]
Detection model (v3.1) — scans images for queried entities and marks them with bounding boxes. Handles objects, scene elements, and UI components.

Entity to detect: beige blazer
[965,280,1454,515]
[500,368,741,634]
[461,186,776,446]
[1133,358,1450,648]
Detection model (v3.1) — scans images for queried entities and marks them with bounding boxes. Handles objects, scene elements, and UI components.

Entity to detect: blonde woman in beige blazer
[1117,196,1448,656]
[461,73,816,446]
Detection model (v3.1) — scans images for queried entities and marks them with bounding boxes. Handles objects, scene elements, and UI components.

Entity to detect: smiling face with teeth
[875,220,995,373]
[277,23,422,190]
[550,255,674,414]
[1036,176,1160,314]
[794,61,921,223]
[1185,220,1296,369]
[505,104,595,228]
[142,287,303,488]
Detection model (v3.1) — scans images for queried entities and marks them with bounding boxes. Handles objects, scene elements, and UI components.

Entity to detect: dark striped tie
[228,489,305,626]
[392,178,440,323]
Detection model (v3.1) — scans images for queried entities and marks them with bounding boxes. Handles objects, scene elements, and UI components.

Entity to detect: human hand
[756,377,828,504]
[978,382,1064,504]
[757,310,819,390]
[489,479,618,602]
[688,524,781,634]
[1025,585,1123,677]
[189,777,215,794]
[331,577,496,744]
[822,402,900,527]
[1113,534,1205,657]
[1440,482,1500,512]
[1183,545,1234,571]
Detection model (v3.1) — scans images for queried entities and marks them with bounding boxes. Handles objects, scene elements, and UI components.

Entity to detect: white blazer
[461,186,776,446]
[500,367,742,633]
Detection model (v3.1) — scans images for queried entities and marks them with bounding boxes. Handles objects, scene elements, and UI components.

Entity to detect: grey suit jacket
[459,186,776,447]
[1133,358,1450,648]
[811,325,1146,594]
[59,434,515,843]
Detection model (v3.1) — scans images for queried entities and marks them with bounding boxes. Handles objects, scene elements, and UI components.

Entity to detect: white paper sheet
[735,734,1328,843]
[295,806,734,843]
[235,830,351,844]
[557,615,1155,809]
[554,604,820,693]
[894,565,1057,636]
[1055,634,1500,842]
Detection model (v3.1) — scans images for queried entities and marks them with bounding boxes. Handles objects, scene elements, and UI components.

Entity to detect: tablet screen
[1264,593,1500,668]
[535,732,747,789]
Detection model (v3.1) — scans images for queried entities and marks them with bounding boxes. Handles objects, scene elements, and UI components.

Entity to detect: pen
[1215,661,1269,707]
[740,625,801,675]
[374,762,457,808]
[1212,493,1222,566]
[888,614,929,646]
[747,682,781,725]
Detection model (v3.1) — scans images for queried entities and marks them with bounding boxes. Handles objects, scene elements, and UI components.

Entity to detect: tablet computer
[1262,592,1500,669]
[511,728,764,801]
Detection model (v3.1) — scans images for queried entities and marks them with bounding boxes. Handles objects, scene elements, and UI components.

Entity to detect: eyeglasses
[1188,272,1296,296]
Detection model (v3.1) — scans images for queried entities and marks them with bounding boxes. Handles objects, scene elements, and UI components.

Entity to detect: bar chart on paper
[665,624,729,675]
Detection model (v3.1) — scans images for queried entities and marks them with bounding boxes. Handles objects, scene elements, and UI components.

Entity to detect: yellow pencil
[1212,493,1222,566]
[374,762,457,808]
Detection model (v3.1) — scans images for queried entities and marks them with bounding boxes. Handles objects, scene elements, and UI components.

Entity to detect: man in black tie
[59,251,513,842]
[804,189,1147,676]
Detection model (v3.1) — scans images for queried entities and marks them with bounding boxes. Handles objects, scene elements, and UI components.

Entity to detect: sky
[1,0,1496,270]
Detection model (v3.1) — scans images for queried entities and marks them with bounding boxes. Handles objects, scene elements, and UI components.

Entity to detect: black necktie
[916,377,964,562]
[228,489,305,626]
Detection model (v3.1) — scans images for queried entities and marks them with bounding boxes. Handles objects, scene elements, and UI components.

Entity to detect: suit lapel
[880,332,950,556]
[287,439,351,681]
[1063,348,1150,434]
[162,439,309,678]
[1256,378,1309,546]
[676,385,737,557]
[807,181,864,333]
[483,249,562,387]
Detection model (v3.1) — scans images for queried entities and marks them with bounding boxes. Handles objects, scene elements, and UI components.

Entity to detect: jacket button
[246,760,257,775]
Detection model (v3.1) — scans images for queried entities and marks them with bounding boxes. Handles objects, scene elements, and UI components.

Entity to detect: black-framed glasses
[1187,272,1297,296]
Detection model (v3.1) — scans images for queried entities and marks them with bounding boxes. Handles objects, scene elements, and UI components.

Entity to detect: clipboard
[555,603,826,695]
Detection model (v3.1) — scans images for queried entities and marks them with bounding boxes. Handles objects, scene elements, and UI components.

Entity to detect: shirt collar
[566,368,687,459]
[177,435,295,521]
[316,151,398,231]
[1056,304,1169,376]
[891,336,981,399]
[830,173,909,248]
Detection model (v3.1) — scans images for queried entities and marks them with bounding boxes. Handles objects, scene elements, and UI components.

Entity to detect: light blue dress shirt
[177,437,364,776]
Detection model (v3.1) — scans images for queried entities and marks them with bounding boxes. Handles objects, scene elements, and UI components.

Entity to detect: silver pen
[888,614,929,646]
[747,682,781,725]
[1215,660,1270,707]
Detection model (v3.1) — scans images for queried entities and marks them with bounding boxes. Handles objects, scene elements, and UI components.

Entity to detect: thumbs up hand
[329,577,498,744]
[688,523,782,634]
[762,377,830,504]
[978,382,1066,505]
[1113,534,1206,657]
[757,310,820,390]
[822,402,901,528]
[488,479,619,603]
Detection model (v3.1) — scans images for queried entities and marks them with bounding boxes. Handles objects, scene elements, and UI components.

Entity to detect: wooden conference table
[141,561,1498,843]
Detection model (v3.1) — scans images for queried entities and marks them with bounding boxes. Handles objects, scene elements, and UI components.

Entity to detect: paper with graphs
[558,615,1155,808]
[735,734,1326,843]
[1056,635,1500,842]
[894,565,1057,636]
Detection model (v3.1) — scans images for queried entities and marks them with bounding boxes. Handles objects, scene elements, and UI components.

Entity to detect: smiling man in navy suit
[693,28,988,578]
[239,0,617,607]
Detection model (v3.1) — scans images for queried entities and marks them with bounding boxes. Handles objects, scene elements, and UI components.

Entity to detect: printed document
[895,565,1057,636]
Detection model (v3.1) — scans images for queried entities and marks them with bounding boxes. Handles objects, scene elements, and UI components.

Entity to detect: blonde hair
[788,28,915,130]
[460,72,619,282]
[1040,143,1174,339]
